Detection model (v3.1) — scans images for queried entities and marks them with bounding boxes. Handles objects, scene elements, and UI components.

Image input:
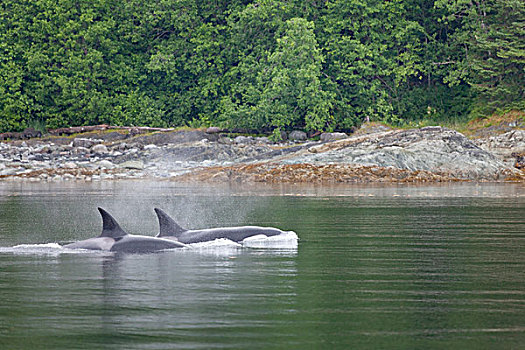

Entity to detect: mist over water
[0,181,282,245]
[0,181,524,349]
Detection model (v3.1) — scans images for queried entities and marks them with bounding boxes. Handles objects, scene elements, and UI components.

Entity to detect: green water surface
[0,182,523,349]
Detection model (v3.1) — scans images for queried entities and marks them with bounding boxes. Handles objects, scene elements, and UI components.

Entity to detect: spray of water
[0,181,298,251]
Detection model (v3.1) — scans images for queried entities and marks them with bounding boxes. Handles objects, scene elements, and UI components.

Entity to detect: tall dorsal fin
[97,207,128,238]
[154,208,187,237]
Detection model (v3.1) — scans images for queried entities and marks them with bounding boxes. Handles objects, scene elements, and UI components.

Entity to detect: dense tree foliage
[435,0,524,115]
[0,0,523,132]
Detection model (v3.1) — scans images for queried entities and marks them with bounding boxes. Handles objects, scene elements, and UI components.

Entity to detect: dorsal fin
[154,208,187,237]
[97,207,128,238]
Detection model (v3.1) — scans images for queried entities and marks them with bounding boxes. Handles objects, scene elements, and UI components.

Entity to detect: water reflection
[1,180,524,199]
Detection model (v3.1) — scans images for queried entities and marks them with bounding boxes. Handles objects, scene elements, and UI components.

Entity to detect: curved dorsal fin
[97,207,128,238]
[154,208,187,237]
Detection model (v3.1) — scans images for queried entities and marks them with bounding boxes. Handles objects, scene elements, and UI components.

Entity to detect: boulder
[218,137,233,145]
[72,146,90,155]
[98,160,116,169]
[234,136,254,144]
[37,145,54,154]
[73,138,101,148]
[28,154,45,161]
[255,137,271,144]
[130,130,213,146]
[320,132,348,141]
[62,162,78,169]
[91,144,108,154]
[118,160,144,170]
[206,127,223,134]
[22,128,42,139]
[289,130,308,141]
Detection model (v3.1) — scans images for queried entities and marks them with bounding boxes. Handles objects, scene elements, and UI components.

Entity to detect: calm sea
[0,182,524,349]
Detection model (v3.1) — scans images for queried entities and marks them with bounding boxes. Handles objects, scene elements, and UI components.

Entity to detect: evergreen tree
[436,0,525,114]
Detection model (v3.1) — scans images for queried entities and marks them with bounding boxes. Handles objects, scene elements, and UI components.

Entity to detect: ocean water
[0,181,523,349]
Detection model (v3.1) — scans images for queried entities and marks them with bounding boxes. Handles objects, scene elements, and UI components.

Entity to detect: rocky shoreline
[0,124,523,183]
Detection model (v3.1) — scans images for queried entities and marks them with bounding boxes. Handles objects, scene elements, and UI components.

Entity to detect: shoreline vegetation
[1,1,523,135]
[0,113,523,184]
[1,1,523,183]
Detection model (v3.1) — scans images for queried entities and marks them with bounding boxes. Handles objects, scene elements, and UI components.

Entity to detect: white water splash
[242,231,299,249]
[0,243,64,256]
[188,238,242,249]
[12,243,63,250]
[0,243,112,256]
[186,231,299,250]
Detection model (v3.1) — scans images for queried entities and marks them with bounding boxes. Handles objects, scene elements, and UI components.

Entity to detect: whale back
[154,208,187,238]
[98,207,128,239]
[110,235,187,253]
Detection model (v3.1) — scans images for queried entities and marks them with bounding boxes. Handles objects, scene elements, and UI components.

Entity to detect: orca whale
[154,208,289,244]
[63,208,187,253]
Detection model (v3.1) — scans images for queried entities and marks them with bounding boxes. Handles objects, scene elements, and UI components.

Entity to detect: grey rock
[218,137,233,145]
[290,127,515,180]
[62,162,78,169]
[91,144,108,154]
[117,143,128,151]
[12,162,33,169]
[1,123,520,182]
[98,160,116,169]
[60,145,73,152]
[0,168,20,176]
[37,145,54,154]
[234,136,254,144]
[118,160,144,170]
[73,138,102,148]
[28,154,45,161]
[474,129,525,166]
[131,130,213,146]
[77,162,94,169]
[255,137,271,144]
[33,161,50,168]
[289,130,308,141]
[72,146,90,155]
[206,127,223,134]
[320,132,348,142]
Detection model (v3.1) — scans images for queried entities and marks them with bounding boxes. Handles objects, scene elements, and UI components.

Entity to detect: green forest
[0,0,523,134]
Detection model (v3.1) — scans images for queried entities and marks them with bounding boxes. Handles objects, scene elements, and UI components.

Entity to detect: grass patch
[379,110,524,137]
